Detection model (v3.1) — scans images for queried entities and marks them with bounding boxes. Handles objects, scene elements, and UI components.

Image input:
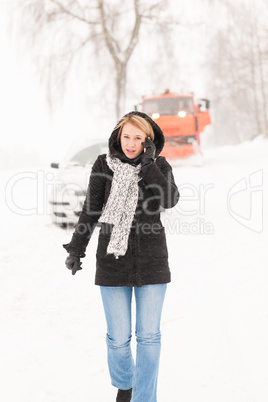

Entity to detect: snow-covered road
[1,137,267,402]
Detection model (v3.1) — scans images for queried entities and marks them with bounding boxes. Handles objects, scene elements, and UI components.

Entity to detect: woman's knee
[135,330,161,345]
[106,332,132,349]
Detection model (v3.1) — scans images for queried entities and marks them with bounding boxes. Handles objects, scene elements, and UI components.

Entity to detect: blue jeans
[100,284,167,402]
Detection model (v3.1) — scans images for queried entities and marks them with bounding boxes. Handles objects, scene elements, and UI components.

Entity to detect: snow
[1,137,268,402]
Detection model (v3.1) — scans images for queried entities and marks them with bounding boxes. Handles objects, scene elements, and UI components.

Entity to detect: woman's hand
[141,138,156,167]
[65,253,82,275]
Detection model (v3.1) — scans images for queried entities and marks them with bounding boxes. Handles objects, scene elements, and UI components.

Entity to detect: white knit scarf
[98,151,141,259]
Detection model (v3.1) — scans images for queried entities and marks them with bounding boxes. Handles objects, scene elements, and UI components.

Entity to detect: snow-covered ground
[1,137,267,402]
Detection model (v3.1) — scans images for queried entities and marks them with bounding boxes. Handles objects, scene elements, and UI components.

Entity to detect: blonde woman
[64,111,179,401]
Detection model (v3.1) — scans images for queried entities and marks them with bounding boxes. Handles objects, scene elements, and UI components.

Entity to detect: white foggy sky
[0,8,59,165]
[0,3,110,168]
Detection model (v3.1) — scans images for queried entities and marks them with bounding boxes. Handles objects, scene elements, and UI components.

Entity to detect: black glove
[141,137,156,167]
[65,253,82,275]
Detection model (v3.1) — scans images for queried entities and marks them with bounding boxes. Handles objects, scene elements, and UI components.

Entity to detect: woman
[63,111,179,402]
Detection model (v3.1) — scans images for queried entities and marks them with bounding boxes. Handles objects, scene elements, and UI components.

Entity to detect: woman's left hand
[65,254,82,275]
[141,138,156,167]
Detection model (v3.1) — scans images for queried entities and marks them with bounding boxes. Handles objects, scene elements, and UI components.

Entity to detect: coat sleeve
[139,156,179,209]
[63,155,106,257]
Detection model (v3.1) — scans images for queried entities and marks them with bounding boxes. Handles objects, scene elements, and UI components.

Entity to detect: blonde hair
[116,115,155,143]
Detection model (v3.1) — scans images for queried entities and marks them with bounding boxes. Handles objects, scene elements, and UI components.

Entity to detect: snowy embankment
[0,137,267,402]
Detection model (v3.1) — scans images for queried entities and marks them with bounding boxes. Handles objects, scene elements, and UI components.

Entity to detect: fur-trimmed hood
[108,111,165,161]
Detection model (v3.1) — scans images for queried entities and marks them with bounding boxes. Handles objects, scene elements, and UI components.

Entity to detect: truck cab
[140,89,211,160]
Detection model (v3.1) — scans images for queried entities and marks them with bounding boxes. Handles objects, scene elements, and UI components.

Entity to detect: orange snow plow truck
[137,89,211,162]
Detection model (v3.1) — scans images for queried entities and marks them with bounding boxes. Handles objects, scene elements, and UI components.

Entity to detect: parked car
[48,140,108,227]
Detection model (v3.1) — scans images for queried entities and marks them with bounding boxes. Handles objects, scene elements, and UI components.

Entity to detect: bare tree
[203,0,268,143]
[97,0,142,118]
[15,0,168,119]
[255,23,268,137]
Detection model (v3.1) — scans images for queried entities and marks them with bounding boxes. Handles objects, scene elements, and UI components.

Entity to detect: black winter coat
[63,111,179,287]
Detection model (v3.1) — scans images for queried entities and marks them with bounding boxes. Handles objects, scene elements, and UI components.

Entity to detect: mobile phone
[144,137,149,152]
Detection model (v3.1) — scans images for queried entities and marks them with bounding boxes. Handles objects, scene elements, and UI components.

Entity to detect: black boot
[116,388,132,402]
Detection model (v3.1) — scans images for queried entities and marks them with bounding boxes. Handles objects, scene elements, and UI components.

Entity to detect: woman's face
[120,122,147,159]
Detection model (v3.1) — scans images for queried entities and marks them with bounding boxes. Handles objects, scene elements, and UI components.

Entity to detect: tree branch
[124,0,142,64]
[97,0,121,65]
[50,0,99,25]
